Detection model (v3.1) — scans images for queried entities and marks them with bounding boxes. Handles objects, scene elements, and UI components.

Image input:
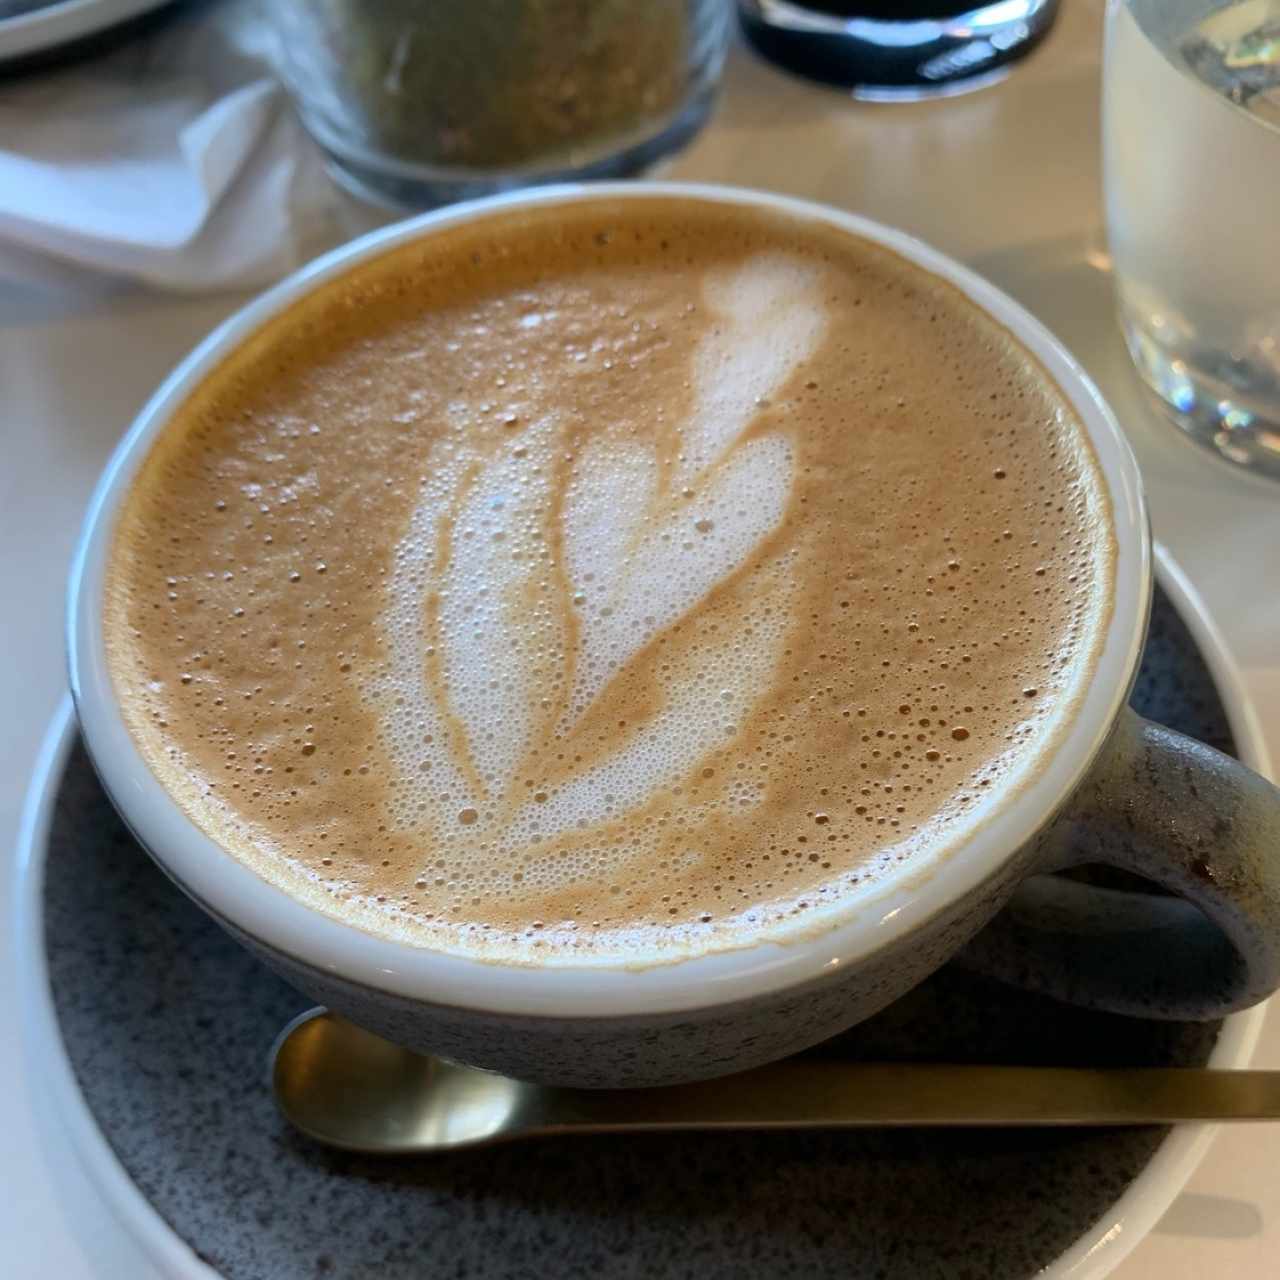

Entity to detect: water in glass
[1104,0,1280,477]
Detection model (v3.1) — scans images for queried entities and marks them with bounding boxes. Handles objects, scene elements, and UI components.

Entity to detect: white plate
[0,0,172,63]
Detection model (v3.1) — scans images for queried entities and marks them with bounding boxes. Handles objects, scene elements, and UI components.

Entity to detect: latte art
[373,255,822,895]
[105,199,1115,962]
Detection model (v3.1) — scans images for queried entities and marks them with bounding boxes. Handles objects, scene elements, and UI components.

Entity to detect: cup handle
[959,707,1280,1020]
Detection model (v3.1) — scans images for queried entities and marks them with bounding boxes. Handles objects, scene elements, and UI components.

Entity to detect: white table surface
[2,2,1279,1276]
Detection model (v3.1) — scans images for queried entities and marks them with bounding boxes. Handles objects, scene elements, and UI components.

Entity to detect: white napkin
[0,0,339,292]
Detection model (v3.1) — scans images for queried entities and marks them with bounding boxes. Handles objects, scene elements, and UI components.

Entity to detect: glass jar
[265,0,731,209]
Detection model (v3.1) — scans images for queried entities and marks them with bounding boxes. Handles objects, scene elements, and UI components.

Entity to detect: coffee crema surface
[105,199,1115,963]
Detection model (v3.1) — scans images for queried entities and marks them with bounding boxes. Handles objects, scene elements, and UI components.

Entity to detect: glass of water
[1103,0,1280,478]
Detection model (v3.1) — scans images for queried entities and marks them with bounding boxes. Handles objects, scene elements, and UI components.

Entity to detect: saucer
[15,549,1269,1279]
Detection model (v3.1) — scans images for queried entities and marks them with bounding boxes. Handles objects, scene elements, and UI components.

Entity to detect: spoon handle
[271,1013,1280,1153]
[535,1062,1280,1133]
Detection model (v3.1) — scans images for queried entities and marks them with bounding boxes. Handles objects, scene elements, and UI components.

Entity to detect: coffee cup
[69,184,1280,1087]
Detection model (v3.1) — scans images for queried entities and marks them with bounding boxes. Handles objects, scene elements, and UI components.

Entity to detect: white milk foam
[368,255,826,897]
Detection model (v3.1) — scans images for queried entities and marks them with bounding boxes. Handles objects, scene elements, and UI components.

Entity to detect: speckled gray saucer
[44,584,1239,1280]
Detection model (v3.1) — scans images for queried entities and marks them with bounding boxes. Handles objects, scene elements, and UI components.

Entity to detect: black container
[739,0,1061,100]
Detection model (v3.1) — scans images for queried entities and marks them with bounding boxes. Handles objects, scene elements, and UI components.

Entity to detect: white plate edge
[12,696,219,1279]
[0,0,173,61]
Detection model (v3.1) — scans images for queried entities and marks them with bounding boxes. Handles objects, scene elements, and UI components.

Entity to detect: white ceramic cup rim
[68,182,1150,1019]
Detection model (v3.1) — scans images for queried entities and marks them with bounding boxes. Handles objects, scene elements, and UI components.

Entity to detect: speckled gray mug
[68,185,1280,1088]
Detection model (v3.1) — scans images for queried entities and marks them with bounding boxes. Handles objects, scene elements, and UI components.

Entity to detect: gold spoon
[272,1009,1280,1155]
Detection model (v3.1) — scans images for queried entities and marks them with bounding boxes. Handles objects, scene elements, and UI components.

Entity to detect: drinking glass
[1103,0,1280,478]
[263,0,730,210]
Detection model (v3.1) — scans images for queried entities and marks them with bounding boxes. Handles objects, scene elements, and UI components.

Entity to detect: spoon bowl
[273,1009,537,1153]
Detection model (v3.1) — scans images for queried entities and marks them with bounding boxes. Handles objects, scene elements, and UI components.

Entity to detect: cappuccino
[104,198,1114,962]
